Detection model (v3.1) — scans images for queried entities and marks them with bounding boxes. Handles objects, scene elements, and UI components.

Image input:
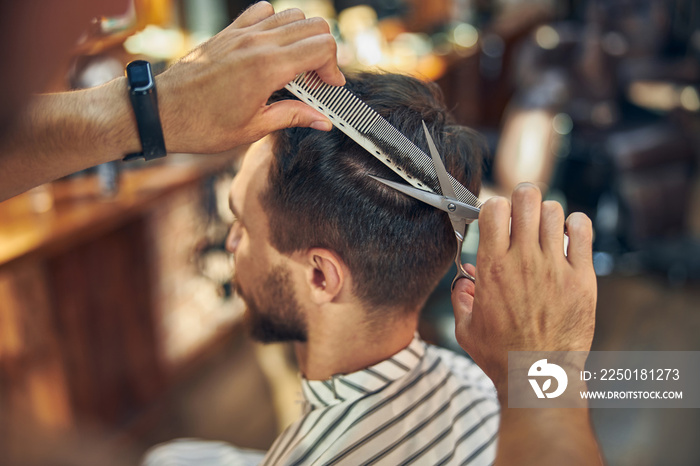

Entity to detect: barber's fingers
[232,1,275,28]
[540,200,566,256]
[282,35,345,86]
[510,183,542,248]
[477,197,511,258]
[566,212,593,269]
[229,4,344,87]
[252,8,307,31]
[266,17,331,47]
[257,100,332,134]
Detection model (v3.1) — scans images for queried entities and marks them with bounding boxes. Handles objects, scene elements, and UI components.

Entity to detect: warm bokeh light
[453,23,479,48]
[123,24,185,59]
[535,25,560,50]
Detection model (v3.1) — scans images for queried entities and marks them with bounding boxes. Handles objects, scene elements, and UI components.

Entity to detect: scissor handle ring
[451,236,475,290]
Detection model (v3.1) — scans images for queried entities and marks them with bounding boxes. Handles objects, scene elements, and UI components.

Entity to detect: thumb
[451,274,474,327]
[260,100,333,133]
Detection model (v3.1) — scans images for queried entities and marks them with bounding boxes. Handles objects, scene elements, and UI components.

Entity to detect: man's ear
[304,248,345,304]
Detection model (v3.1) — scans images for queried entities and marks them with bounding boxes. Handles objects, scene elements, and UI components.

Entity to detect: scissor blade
[370,175,445,211]
[370,175,480,220]
[422,121,458,201]
[421,122,473,234]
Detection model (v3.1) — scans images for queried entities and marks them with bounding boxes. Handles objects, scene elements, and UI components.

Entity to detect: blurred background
[1,0,699,464]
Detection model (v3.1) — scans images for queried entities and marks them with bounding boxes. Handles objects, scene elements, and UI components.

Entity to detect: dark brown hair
[263,72,483,311]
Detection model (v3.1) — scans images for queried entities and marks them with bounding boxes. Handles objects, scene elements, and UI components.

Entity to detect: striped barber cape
[261,335,500,465]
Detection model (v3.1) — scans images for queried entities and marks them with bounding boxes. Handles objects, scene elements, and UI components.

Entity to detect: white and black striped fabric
[143,335,500,466]
[261,335,500,465]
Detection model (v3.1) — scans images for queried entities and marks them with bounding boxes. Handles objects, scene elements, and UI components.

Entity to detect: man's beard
[232,265,308,343]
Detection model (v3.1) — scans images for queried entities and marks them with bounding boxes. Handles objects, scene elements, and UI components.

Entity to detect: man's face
[226,137,307,343]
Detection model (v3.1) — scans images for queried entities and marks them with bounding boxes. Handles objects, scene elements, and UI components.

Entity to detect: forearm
[0,77,139,201]
[495,406,602,466]
[494,371,603,466]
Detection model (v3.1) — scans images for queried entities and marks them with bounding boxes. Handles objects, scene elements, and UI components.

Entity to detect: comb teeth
[285,72,482,208]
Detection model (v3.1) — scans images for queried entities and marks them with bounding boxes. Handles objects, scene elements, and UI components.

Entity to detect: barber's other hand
[156,2,344,154]
[451,183,597,390]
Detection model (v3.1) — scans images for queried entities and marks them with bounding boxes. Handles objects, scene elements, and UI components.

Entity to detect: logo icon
[528,359,568,398]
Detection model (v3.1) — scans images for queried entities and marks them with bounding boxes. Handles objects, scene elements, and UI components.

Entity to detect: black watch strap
[123,60,167,161]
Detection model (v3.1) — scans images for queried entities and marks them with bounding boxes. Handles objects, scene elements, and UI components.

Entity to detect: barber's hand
[156,2,344,154]
[451,183,597,390]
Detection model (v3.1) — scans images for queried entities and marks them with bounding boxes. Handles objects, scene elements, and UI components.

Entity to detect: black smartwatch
[123,60,167,161]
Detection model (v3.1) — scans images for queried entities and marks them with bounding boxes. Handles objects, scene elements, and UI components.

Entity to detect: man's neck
[294,303,418,381]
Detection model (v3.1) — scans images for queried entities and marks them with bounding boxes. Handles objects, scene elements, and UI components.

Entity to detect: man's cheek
[232,268,254,302]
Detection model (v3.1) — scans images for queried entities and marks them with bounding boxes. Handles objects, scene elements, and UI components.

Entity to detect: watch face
[127,61,153,90]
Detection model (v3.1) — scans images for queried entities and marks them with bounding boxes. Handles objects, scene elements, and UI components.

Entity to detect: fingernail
[311,120,333,131]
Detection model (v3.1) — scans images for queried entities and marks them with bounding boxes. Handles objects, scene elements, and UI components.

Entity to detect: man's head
[227,72,483,343]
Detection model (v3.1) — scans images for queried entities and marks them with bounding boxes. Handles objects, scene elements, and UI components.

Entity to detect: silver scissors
[369,121,480,288]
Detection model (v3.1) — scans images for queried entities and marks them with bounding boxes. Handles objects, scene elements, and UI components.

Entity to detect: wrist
[88,76,143,159]
[153,71,184,154]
